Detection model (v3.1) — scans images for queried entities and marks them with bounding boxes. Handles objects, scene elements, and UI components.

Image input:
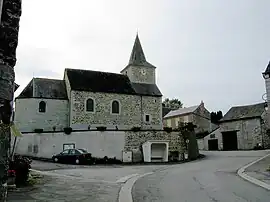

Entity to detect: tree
[210,111,223,124]
[162,98,183,109]
[0,0,21,201]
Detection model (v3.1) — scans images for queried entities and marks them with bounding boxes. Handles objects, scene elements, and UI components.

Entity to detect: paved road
[133,151,270,202]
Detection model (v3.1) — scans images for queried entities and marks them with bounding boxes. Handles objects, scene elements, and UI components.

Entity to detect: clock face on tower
[141,69,146,75]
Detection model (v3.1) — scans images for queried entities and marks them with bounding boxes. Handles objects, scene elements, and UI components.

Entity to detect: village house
[203,102,270,150]
[13,35,185,162]
[202,62,270,151]
[163,101,213,133]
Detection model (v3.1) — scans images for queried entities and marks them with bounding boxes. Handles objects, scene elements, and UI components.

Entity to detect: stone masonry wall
[15,98,69,132]
[124,131,185,153]
[261,111,270,148]
[193,104,211,133]
[70,91,162,130]
[127,65,156,84]
[220,118,262,150]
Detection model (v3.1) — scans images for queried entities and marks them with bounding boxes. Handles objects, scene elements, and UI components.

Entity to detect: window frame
[111,100,121,115]
[38,101,46,113]
[144,114,151,123]
[85,97,95,113]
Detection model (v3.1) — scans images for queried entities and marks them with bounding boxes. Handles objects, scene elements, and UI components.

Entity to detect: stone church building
[14,35,163,132]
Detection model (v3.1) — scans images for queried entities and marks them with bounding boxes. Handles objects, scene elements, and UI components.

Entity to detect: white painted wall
[203,128,223,150]
[13,131,126,160]
[14,98,69,132]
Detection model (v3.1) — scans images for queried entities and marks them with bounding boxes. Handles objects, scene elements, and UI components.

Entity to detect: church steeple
[128,34,155,68]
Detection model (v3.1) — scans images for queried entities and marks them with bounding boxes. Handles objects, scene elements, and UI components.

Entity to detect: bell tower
[121,34,156,84]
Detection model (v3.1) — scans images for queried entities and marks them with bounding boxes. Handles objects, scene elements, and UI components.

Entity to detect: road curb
[237,152,270,190]
[118,172,153,202]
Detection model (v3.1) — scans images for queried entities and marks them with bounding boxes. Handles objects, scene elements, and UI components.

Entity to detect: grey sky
[15,0,270,113]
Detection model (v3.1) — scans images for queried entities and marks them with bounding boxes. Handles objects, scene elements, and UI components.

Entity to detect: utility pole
[0,0,21,201]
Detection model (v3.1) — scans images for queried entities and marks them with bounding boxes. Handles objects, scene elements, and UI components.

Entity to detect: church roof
[127,34,156,69]
[263,61,270,75]
[65,68,162,96]
[16,78,68,99]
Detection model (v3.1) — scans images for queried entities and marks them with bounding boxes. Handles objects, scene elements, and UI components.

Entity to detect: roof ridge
[66,68,126,76]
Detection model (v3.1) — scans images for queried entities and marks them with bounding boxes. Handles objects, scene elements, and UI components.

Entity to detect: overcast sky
[15,0,270,113]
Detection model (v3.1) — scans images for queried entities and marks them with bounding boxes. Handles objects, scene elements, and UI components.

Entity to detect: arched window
[86,98,94,112]
[39,101,46,113]
[111,100,120,114]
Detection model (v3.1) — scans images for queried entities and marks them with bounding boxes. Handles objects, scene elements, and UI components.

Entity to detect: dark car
[52,149,92,165]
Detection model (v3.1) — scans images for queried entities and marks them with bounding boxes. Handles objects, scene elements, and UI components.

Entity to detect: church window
[86,98,94,112]
[39,101,46,113]
[111,100,120,114]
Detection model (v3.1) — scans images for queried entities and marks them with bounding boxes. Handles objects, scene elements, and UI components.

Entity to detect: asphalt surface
[132,150,270,202]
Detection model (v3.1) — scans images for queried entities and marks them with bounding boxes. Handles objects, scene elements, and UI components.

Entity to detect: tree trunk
[0,0,21,201]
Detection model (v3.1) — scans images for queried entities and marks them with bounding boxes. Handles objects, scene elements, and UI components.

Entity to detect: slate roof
[263,61,270,75]
[164,105,199,119]
[16,78,68,99]
[162,107,176,117]
[65,68,162,97]
[125,34,156,69]
[220,102,267,122]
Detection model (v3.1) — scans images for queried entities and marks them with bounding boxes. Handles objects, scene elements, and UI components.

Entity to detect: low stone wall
[124,131,184,153]
[12,130,185,162]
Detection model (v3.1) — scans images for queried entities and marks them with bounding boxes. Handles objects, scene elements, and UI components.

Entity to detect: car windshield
[77,149,88,154]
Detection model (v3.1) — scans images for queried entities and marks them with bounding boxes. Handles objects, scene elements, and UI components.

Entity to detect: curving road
[132,151,270,202]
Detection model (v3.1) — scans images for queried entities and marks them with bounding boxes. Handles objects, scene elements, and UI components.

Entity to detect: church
[14,35,163,133]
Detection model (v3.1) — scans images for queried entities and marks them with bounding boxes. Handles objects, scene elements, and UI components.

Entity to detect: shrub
[131,126,141,132]
[163,127,172,133]
[9,155,31,186]
[34,128,43,133]
[64,127,72,134]
[96,126,107,131]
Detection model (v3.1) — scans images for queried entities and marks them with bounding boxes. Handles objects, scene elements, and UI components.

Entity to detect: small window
[145,114,150,123]
[86,98,94,112]
[112,100,120,114]
[39,101,46,113]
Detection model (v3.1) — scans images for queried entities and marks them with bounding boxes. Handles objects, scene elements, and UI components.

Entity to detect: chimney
[200,100,204,108]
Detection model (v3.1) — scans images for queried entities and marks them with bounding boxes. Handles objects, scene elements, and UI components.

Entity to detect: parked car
[52,149,92,165]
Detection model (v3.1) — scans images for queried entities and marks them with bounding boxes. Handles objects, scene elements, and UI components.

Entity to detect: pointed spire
[264,61,270,74]
[128,33,147,66]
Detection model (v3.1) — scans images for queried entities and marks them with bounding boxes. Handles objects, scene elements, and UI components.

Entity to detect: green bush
[96,126,107,131]
[163,127,172,133]
[131,126,141,132]
[63,127,72,134]
[9,155,31,186]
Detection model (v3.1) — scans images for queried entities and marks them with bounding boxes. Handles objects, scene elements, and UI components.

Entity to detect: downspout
[140,96,143,128]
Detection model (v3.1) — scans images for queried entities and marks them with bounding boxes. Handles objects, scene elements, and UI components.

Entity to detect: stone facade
[70,91,162,130]
[163,103,211,133]
[203,128,223,150]
[124,131,184,153]
[220,118,263,150]
[122,65,156,84]
[15,98,69,132]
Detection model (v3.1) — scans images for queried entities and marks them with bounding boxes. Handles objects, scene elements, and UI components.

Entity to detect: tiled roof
[164,105,199,119]
[16,78,68,99]
[66,68,162,96]
[220,102,266,122]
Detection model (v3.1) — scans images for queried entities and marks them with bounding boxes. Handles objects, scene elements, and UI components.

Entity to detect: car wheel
[54,157,58,163]
[75,159,80,164]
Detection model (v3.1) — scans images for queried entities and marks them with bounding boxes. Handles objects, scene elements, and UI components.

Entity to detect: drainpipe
[140,96,143,128]
[0,0,3,23]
